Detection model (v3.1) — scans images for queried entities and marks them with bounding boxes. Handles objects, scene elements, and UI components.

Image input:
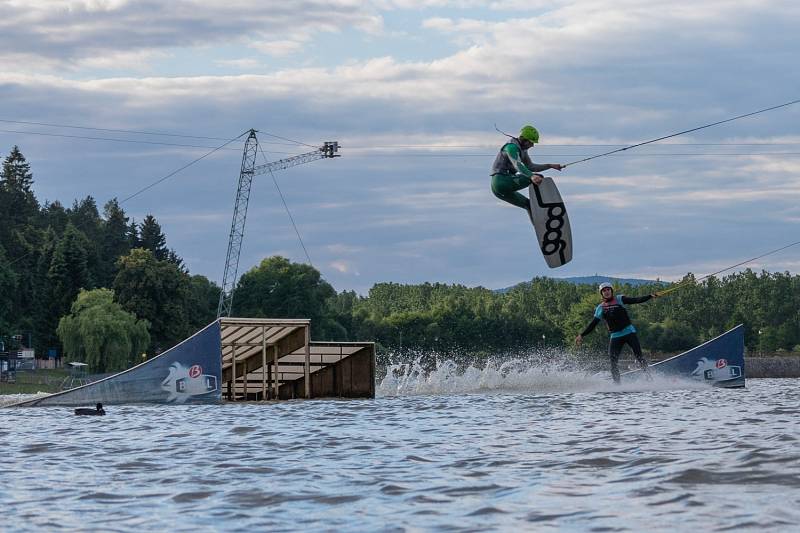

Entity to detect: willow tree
[57,288,150,373]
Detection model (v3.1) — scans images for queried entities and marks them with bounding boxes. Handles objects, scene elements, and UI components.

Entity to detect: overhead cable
[0,127,246,150]
[334,152,800,158]
[563,98,800,167]
[0,119,306,147]
[656,240,800,297]
[119,131,249,205]
[257,144,314,267]
[0,118,235,141]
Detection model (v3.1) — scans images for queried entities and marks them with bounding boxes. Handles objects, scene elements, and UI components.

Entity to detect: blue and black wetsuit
[580,295,652,383]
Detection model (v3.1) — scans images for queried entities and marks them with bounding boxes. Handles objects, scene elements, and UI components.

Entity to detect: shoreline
[743,356,800,378]
[3,355,799,398]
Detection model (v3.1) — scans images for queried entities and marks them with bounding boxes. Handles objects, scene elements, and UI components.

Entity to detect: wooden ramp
[221,318,375,401]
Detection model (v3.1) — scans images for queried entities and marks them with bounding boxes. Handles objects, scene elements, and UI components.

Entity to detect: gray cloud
[0,0,382,68]
[1,1,799,293]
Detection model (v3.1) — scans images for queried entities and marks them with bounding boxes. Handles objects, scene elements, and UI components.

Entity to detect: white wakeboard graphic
[161,362,219,403]
[690,357,743,383]
[528,179,572,268]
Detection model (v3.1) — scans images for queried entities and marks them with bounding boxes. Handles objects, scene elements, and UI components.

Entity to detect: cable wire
[256,130,319,149]
[563,98,800,167]
[0,118,316,149]
[119,131,249,205]
[3,131,250,268]
[655,240,800,297]
[0,118,235,141]
[0,126,312,149]
[0,127,245,150]
[257,145,314,267]
[337,152,800,158]
[351,142,800,148]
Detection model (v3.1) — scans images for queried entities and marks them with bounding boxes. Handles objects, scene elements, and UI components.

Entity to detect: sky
[1,0,799,294]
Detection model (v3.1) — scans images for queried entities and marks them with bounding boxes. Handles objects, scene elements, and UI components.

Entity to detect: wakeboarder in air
[490,124,572,267]
[575,283,660,384]
[490,125,564,214]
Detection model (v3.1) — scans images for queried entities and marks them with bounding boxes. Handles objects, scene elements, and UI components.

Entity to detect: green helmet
[519,125,539,144]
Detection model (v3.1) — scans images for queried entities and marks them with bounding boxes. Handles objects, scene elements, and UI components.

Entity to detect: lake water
[2,366,799,532]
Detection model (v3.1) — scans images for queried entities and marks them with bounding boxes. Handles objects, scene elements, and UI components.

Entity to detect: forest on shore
[2,146,799,372]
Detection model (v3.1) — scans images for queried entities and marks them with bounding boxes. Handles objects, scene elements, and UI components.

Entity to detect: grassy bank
[0,369,69,394]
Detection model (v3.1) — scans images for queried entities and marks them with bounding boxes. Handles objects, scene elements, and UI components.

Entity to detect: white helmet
[598,282,613,293]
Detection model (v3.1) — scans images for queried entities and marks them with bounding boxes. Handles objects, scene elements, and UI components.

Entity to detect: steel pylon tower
[216,130,339,318]
[217,129,259,318]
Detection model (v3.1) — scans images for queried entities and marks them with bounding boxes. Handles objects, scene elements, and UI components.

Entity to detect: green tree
[68,196,103,287]
[69,197,101,241]
[99,198,131,287]
[57,288,150,373]
[563,291,607,352]
[3,225,45,338]
[31,228,59,354]
[233,256,342,339]
[139,214,169,261]
[113,248,191,353]
[0,245,18,333]
[0,146,38,231]
[138,214,185,270]
[641,318,697,352]
[0,147,43,321]
[329,290,362,341]
[47,223,91,316]
[40,200,69,235]
[186,274,221,331]
[127,218,139,248]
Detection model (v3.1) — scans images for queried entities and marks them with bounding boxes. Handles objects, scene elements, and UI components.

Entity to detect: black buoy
[74,403,106,416]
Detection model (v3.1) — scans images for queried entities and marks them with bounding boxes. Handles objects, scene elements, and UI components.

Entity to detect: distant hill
[496,275,667,293]
[558,275,665,287]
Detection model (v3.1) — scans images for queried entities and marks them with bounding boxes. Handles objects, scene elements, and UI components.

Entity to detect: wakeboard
[528,178,572,268]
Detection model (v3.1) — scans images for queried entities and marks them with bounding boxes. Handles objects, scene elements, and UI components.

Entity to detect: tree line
[2,146,798,372]
[0,146,219,371]
[335,272,800,357]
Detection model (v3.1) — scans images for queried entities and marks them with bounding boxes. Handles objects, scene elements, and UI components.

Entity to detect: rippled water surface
[2,377,799,532]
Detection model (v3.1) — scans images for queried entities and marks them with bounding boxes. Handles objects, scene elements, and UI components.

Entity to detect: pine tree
[41,200,69,234]
[47,223,91,319]
[127,218,139,248]
[1,146,38,219]
[69,196,101,240]
[32,228,59,354]
[0,244,19,333]
[166,249,186,272]
[138,214,168,261]
[0,146,39,248]
[2,145,34,193]
[100,198,131,287]
[68,196,102,288]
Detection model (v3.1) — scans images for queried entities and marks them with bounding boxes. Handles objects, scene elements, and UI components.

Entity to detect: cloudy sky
[1,0,799,293]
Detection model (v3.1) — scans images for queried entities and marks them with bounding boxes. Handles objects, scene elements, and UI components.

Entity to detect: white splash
[0,392,50,407]
[377,352,710,397]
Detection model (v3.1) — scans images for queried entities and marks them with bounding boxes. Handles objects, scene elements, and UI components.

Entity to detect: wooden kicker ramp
[221,318,375,401]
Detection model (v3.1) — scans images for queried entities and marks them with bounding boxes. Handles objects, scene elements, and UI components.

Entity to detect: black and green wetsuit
[490,138,551,210]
